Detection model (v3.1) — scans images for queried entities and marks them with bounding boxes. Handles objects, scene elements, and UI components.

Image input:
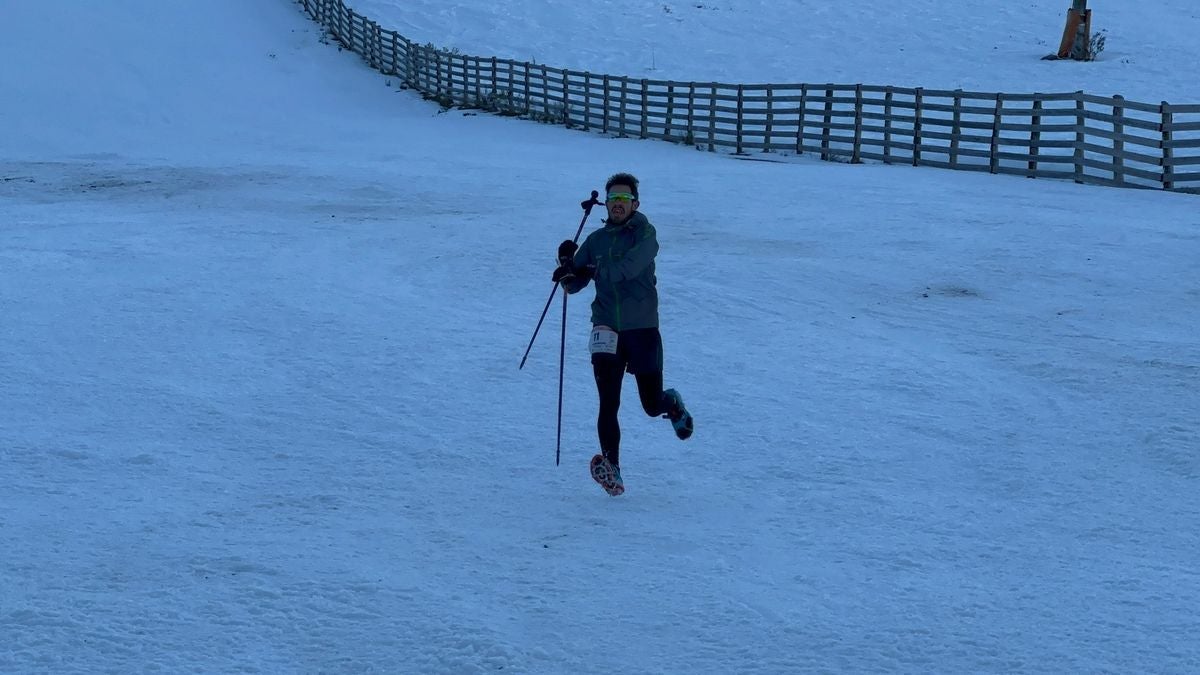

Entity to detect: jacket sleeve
[560,237,594,294]
[596,223,659,283]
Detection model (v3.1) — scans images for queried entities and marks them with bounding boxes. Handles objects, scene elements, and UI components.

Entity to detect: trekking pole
[556,284,568,465]
[518,190,601,370]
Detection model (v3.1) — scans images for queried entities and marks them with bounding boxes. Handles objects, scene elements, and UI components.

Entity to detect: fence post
[435,48,445,98]
[852,84,863,164]
[473,56,483,105]
[365,21,374,68]
[462,53,471,102]
[764,85,774,152]
[883,87,893,164]
[463,54,472,105]
[368,22,377,69]
[562,69,570,127]
[371,22,381,70]
[523,63,532,119]
[796,84,807,154]
[821,85,833,161]
[388,31,399,78]
[950,89,963,167]
[508,60,516,111]
[990,94,1003,174]
[1029,96,1042,175]
[602,75,611,134]
[357,15,365,60]
[1112,95,1125,185]
[691,82,700,145]
[619,77,629,137]
[419,42,428,92]
[361,18,369,67]
[377,24,385,71]
[1162,101,1174,190]
[440,50,449,100]
[541,64,550,119]
[1074,91,1085,184]
[686,83,696,146]
[582,72,591,131]
[400,36,412,88]
[708,83,717,151]
[913,88,924,167]
[486,57,497,108]
[456,54,466,105]
[421,43,429,94]
[665,83,675,141]
[735,84,745,154]
[640,79,649,138]
[378,24,386,72]
[412,42,421,92]
[376,24,384,71]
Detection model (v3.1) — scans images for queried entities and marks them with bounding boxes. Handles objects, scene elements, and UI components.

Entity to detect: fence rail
[298,0,1200,194]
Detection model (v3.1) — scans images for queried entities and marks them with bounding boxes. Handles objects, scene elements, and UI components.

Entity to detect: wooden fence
[298,0,1200,194]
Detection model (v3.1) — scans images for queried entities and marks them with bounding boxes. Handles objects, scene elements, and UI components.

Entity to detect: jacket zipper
[608,233,622,330]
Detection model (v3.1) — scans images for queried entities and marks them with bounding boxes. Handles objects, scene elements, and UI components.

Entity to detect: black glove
[557,239,578,266]
[551,264,575,283]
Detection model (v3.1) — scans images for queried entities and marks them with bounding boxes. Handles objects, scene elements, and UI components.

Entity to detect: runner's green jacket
[562,211,659,330]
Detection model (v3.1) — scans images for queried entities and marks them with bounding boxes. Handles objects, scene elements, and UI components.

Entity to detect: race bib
[589,325,618,355]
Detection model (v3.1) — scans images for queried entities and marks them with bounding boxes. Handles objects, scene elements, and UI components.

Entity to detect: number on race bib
[589,325,618,355]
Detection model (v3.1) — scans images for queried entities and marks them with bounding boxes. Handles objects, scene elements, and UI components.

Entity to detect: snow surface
[2,1,1199,673]
[350,0,1200,105]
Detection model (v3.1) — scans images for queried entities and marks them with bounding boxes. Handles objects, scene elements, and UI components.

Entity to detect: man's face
[605,184,638,224]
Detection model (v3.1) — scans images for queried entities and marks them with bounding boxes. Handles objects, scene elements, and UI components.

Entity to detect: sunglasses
[606,192,636,203]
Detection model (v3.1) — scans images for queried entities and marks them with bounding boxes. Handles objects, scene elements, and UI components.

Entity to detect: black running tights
[592,357,668,469]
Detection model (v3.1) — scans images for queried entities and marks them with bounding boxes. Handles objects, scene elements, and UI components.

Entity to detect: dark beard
[606,211,632,226]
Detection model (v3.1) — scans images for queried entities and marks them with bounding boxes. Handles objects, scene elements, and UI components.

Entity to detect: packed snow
[2,1,1198,672]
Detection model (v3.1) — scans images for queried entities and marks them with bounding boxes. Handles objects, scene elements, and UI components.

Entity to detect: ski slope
[2,1,1198,672]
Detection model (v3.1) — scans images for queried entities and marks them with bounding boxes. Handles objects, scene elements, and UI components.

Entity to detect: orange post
[1057,8,1093,59]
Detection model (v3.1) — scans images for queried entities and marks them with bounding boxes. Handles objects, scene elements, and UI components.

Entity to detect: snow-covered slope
[2,1,1198,673]
[351,0,1200,104]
